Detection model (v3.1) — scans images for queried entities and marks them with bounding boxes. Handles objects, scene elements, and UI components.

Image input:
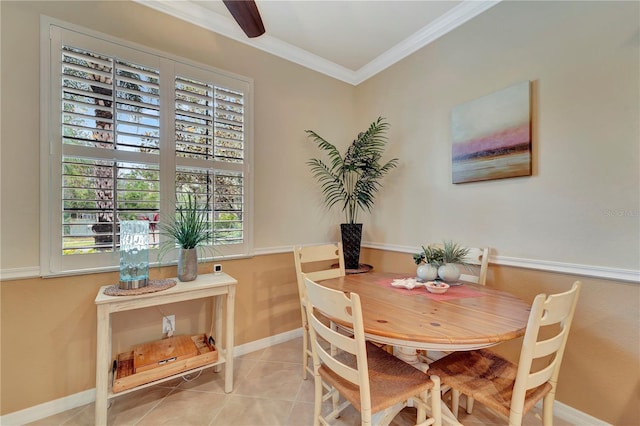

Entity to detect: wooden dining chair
[459,246,489,285]
[428,281,581,426]
[293,243,345,379]
[303,274,442,426]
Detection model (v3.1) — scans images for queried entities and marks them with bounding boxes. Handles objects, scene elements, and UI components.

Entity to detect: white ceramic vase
[417,264,438,281]
[438,263,460,282]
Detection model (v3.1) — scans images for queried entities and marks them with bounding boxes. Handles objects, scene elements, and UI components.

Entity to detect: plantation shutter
[43,23,252,276]
[61,44,161,254]
[174,74,246,248]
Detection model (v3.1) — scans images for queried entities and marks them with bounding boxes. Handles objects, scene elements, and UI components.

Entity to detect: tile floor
[28,337,574,426]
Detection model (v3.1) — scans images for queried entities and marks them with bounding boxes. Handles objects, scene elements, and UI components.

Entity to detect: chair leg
[451,389,460,419]
[302,328,309,380]
[542,391,555,426]
[430,375,442,426]
[313,372,323,426]
[466,396,474,414]
[415,391,428,425]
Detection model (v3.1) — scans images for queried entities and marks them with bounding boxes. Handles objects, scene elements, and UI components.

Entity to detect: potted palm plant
[305,117,398,269]
[159,192,213,282]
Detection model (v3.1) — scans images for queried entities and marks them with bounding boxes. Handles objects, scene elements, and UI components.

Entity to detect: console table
[94,273,237,425]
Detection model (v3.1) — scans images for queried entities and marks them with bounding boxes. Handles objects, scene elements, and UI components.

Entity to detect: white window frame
[40,16,253,277]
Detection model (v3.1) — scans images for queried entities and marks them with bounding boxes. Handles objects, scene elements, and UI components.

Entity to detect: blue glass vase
[119,220,150,289]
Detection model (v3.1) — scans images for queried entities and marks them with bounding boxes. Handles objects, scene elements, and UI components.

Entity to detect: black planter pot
[340,223,363,270]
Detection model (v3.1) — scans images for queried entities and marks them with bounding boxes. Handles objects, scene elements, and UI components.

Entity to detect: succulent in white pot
[437,241,470,282]
[412,245,440,281]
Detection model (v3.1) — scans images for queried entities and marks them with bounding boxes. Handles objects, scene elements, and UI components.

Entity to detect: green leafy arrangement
[158,192,216,263]
[305,117,399,224]
[413,245,442,266]
[413,241,470,266]
[160,192,212,249]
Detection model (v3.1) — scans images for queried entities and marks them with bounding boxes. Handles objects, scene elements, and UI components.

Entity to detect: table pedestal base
[394,346,462,426]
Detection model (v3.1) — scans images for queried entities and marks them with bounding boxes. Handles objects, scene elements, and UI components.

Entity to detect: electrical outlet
[162,315,175,334]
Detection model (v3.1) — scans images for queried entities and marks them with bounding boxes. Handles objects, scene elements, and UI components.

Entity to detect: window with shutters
[41,20,253,276]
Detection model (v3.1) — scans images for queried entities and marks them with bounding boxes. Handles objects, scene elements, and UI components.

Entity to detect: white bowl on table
[425,281,450,294]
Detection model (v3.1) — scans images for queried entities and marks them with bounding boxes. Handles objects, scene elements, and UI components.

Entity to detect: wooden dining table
[318,271,531,352]
[317,271,532,425]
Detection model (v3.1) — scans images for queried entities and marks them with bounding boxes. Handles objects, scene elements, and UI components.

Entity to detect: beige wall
[1,0,639,424]
[355,1,639,271]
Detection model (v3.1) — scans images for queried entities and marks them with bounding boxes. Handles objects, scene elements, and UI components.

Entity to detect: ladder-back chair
[293,243,345,379]
[304,274,442,426]
[428,281,581,426]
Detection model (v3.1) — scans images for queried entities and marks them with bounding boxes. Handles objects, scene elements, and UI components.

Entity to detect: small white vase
[438,263,460,282]
[417,264,438,281]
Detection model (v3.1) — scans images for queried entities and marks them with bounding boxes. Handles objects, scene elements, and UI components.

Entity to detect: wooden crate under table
[113,334,217,393]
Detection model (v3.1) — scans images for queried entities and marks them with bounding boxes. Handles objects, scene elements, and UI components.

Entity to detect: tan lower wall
[2,249,639,425]
[0,253,301,416]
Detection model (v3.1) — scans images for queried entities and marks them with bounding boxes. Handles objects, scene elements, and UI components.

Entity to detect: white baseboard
[0,388,96,426]
[0,329,304,425]
[536,400,612,426]
[233,327,303,357]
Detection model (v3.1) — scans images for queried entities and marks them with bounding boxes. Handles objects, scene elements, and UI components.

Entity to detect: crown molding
[353,0,501,84]
[132,0,500,86]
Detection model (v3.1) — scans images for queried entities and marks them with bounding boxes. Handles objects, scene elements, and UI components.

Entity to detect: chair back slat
[526,363,556,390]
[532,332,564,359]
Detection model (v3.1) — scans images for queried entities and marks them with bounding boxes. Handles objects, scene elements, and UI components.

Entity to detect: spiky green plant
[413,241,471,266]
[440,240,470,264]
[160,192,213,251]
[305,117,398,224]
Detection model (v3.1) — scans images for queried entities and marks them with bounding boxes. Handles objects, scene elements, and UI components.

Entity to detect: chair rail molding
[2,244,638,283]
[362,242,640,283]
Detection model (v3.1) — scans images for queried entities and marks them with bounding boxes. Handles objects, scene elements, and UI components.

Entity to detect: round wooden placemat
[104,279,177,296]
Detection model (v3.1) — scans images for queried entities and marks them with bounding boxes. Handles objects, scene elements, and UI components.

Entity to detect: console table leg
[95,306,110,425]
[224,286,236,393]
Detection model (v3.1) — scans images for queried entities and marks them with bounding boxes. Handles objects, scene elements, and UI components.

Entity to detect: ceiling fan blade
[223,0,266,38]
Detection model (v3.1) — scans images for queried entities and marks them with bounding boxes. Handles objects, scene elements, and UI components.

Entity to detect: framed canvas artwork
[451,81,532,184]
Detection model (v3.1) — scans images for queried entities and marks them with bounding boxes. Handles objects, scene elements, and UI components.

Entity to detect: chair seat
[319,342,435,414]
[428,348,552,418]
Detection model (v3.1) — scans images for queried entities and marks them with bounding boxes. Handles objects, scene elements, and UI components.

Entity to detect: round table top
[318,271,531,351]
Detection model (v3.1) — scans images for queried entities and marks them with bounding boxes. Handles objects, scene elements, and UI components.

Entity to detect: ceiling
[134,0,500,85]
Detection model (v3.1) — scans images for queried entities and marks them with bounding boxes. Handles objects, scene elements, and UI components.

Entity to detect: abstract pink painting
[451,81,531,184]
